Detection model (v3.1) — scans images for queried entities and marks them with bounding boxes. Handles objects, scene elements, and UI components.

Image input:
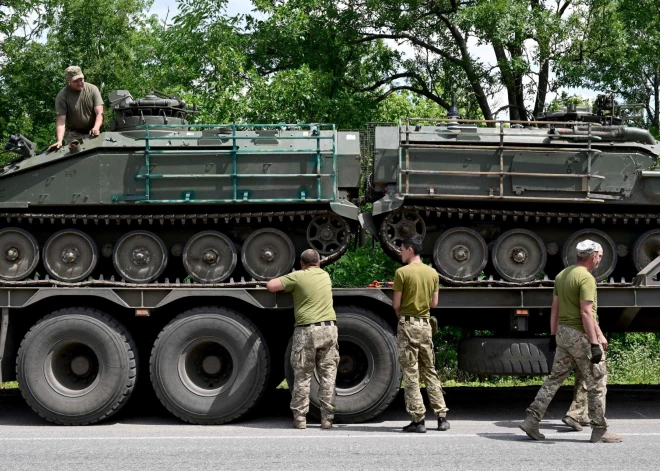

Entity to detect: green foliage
[546,92,591,112]
[325,241,400,287]
[0,381,18,389]
[607,333,660,384]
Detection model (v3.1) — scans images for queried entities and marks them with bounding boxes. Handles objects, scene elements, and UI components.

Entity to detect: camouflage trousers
[397,317,448,422]
[290,324,339,420]
[527,324,608,429]
[566,368,589,423]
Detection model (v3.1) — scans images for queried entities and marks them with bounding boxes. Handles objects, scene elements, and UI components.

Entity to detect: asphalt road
[0,386,659,471]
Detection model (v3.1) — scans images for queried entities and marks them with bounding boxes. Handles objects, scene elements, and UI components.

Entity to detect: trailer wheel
[150,306,270,424]
[458,337,553,375]
[16,308,137,425]
[284,306,400,423]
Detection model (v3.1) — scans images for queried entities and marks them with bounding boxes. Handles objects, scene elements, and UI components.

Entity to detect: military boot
[321,419,333,429]
[519,414,545,440]
[293,417,306,429]
[402,420,426,433]
[562,416,583,432]
[437,417,450,431]
[590,429,623,443]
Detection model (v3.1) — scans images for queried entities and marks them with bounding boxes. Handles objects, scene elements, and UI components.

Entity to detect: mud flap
[330,200,359,220]
[372,193,404,216]
[358,211,379,238]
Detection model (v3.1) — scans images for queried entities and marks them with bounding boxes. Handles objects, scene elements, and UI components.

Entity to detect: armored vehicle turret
[1,91,360,283]
[365,108,660,283]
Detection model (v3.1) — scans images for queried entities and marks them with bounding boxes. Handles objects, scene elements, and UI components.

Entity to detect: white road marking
[0,432,658,441]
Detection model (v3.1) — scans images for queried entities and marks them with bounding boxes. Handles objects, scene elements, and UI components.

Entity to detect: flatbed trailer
[2,258,660,426]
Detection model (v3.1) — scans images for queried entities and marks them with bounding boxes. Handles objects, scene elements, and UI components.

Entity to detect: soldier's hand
[548,335,556,353]
[47,141,62,153]
[600,336,608,351]
[590,344,603,364]
[89,128,100,137]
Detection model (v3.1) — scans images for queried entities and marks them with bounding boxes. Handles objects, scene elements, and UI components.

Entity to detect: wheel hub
[132,248,150,265]
[511,246,527,263]
[338,354,355,374]
[70,355,91,376]
[5,247,19,261]
[320,226,334,241]
[261,247,276,262]
[61,247,79,264]
[202,249,218,265]
[201,355,222,376]
[452,245,470,262]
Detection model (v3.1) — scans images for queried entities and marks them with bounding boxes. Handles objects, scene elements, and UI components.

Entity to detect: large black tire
[150,306,270,424]
[284,306,400,423]
[16,308,137,425]
[458,337,553,375]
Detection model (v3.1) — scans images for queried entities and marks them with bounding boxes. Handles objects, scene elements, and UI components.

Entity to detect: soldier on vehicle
[520,239,622,443]
[393,236,449,433]
[47,66,104,152]
[266,249,339,430]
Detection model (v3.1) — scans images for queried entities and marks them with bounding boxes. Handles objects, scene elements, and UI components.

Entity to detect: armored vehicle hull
[1,91,360,283]
[367,118,660,282]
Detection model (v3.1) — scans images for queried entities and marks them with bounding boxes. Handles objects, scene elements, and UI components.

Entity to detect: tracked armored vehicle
[365,103,660,283]
[1,90,360,283]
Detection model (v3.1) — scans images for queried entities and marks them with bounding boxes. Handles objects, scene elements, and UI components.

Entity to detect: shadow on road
[1,385,659,428]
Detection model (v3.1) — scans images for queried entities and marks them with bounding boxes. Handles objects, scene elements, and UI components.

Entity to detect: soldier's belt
[402,316,430,324]
[296,321,336,327]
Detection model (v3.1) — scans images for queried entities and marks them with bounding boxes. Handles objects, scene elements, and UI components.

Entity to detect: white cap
[576,239,602,257]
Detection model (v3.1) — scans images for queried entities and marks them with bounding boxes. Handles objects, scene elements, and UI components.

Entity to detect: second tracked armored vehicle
[1,90,360,283]
[365,101,660,283]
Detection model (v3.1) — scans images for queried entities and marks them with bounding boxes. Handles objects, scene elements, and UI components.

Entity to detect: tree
[554,0,660,135]
[249,0,600,123]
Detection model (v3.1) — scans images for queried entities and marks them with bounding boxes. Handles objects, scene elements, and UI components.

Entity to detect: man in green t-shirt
[267,249,338,430]
[47,66,104,152]
[392,237,449,433]
[520,239,622,443]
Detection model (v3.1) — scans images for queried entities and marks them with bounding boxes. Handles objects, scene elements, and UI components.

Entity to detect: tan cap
[65,65,84,81]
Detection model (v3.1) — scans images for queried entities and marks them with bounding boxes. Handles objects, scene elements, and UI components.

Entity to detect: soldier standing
[47,66,104,152]
[267,249,339,430]
[393,237,449,433]
[520,240,622,443]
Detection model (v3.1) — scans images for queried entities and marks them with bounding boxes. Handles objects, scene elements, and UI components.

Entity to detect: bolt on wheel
[182,231,237,283]
[241,228,295,280]
[113,230,168,283]
[0,227,39,280]
[433,227,488,281]
[306,214,349,255]
[43,229,98,282]
[492,229,546,282]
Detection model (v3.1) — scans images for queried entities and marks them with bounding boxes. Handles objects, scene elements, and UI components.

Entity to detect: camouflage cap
[65,66,84,81]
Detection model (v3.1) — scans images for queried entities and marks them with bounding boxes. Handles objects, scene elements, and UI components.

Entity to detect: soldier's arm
[48,115,66,152]
[392,291,402,318]
[595,323,608,350]
[90,105,104,135]
[266,278,284,292]
[430,290,439,309]
[550,295,559,335]
[580,301,599,344]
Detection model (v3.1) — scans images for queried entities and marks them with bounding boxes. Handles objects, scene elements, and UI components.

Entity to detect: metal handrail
[132,123,337,203]
[398,118,602,201]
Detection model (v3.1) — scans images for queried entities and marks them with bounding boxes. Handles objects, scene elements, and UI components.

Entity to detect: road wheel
[16,308,137,425]
[458,337,553,375]
[150,307,270,424]
[284,306,400,423]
